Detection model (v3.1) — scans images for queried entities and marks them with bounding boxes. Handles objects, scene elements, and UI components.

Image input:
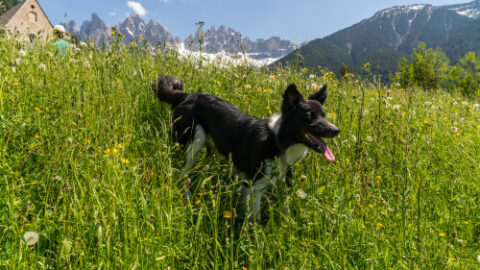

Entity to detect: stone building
[0,0,53,41]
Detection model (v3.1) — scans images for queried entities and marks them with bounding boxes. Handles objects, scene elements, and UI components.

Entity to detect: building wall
[4,0,53,41]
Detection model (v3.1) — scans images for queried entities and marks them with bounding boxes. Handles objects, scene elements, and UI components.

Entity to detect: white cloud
[108,11,117,16]
[127,1,147,16]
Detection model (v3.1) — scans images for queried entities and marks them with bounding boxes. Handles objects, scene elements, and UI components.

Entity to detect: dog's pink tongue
[322,143,335,162]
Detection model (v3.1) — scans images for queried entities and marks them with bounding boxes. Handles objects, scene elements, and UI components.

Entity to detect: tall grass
[0,35,479,269]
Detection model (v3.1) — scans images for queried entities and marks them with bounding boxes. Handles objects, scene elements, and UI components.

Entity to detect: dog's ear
[283,84,303,107]
[308,85,327,105]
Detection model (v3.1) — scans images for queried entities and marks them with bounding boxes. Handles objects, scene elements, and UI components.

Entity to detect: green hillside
[1,34,480,269]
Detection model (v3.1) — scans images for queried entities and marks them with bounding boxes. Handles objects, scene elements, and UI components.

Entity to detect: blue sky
[39,0,468,43]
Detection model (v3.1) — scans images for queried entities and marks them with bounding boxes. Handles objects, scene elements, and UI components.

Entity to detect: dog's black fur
[153,76,340,183]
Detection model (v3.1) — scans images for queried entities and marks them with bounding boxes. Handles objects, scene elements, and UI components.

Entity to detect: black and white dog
[153,76,340,221]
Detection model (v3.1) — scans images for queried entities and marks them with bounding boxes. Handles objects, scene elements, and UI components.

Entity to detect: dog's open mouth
[305,132,335,162]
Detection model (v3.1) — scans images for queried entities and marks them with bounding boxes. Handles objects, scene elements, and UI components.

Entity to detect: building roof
[0,0,53,27]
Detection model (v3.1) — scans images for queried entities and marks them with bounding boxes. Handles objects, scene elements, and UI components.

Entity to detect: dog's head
[280,83,340,162]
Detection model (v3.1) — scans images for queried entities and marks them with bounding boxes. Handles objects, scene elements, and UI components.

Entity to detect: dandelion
[112,148,118,154]
[265,106,269,110]
[449,257,456,262]
[242,267,247,270]
[363,62,370,69]
[269,74,276,79]
[117,144,123,149]
[328,112,337,120]
[23,231,39,246]
[368,203,374,208]
[296,189,307,199]
[122,158,130,164]
[139,33,143,38]
[80,41,87,47]
[309,74,315,79]
[18,50,26,57]
[38,63,46,71]
[85,139,91,144]
[376,175,381,180]
[424,120,429,124]
[223,211,232,219]
[244,84,251,89]
[439,232,446,237]
[72,121,77,126]
[376,222,383,229]
[34,107,42,112]
[66,138,73,144]
[388,121,394,126]
[195,200,200,205]
[35,134,40,139]
[104,148,111,154]
[477,125,480,129]
[130,41,138,47]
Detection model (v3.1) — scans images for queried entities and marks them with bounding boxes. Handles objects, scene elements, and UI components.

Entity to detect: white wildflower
[11,67,16,73]
[75,48,81,54]
[450,126,458,133]
[309,74,315,79]
[244,84,251,89]
[46,51,53,58]
[14,58,21,65]
[296,189,307,199]
[23,231,39,246]
[351,135,357,142]
[366,136,374,142]
[38,64,46,71]
[424,101,432,105]
[462,101,468,106]
[477,254,480,263]
[473,104,480,111]
[84,61,90,68]
[18,49,26,57]
[392,104,400,110]
[66,137,73,144]
[80,42,87,48]
[453,101,458,106]
[310,83,318,90]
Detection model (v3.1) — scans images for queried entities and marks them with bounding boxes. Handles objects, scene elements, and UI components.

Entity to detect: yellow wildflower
[139,33,143,38]
[448,257,455,262]
[223,211,232,219]
[376,222,383,229]
[104,148,111,154]
[112,148,118,154]
[85,139,91,144]
[13,81,19,86]
[72,121,77,126]
[35,134,40,139]
[329,112,337,120]
[388,122,393,126]
[424,120,429,124]
[130,41,137,47]
[34,107,42,112]
[368,204,374,208]
[376,175,381,180]
[195,200,200,205]
[402,112,406,116]
[117,144,123,149]
[265,106,269,110]
[122,158,130,164]
[363,62,370,69]
[439,232,446,237]
[45,107,49,111]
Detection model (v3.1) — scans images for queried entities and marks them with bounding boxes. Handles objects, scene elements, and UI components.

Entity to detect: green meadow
[1,35,480,269]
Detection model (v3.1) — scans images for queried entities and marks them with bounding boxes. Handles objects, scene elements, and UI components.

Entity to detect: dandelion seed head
[23,231,39,246]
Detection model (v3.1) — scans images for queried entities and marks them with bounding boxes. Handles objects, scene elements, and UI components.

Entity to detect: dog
[153,76,340,222]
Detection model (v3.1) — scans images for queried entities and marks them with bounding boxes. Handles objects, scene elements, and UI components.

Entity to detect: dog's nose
[332,128,340,137]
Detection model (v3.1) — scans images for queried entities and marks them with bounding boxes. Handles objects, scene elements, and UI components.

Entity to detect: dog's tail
[152,76,186,107]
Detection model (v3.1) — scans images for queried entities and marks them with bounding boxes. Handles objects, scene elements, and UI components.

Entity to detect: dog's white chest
[283,143,309,166]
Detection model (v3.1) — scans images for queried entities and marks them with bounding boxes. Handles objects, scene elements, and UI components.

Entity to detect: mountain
[278,1,480,77]
[115,14,181,45]
[63,14,296,63]
[184,25,297,59]
[78,13,111,44]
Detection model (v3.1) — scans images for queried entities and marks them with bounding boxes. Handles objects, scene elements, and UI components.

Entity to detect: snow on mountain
[444,0,480,19]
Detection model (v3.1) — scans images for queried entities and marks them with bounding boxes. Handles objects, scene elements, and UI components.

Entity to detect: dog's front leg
[182,125,206,199]
[238,177,273,223]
